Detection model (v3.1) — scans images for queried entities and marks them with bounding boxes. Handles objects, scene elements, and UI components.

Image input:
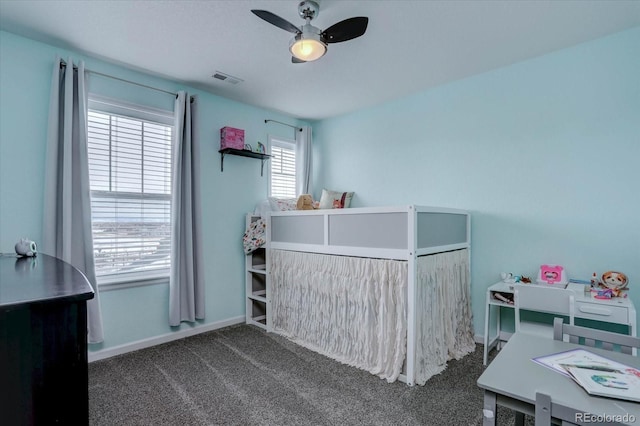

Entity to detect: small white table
[477,332,640,426]
[483,281,637,365]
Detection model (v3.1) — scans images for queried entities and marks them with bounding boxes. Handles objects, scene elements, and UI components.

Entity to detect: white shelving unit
[245,214,268,329]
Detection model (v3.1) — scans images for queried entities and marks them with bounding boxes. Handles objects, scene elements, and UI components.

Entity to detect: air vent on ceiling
[212,71,243,85]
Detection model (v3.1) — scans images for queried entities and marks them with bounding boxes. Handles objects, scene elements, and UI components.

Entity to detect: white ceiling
[1,1,639,120]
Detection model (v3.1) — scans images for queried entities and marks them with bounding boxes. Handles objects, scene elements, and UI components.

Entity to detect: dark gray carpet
[89,324,532,425]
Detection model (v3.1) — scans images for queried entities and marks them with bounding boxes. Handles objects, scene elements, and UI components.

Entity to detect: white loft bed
[265,205,475,386]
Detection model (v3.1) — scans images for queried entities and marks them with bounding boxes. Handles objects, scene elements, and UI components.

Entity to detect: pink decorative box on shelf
[220,126,245,150]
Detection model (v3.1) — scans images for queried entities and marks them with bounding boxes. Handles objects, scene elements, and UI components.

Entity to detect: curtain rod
[265,119,303,132]
[60,60,178,97]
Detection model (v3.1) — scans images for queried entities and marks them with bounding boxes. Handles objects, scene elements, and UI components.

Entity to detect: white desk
[477,332,640,426]
[483,282,637,365]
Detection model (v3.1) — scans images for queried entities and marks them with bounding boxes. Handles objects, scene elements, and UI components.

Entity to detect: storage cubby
[249,272,266,299]
[490,290,514,306]
[250,299,267,325]
[245,214,269,330]
[250,247,266,270]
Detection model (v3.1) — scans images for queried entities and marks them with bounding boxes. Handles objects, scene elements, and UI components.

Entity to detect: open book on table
[533,348,640,403]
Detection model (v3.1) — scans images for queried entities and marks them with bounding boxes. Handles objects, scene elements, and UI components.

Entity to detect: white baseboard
[88,316,246,363]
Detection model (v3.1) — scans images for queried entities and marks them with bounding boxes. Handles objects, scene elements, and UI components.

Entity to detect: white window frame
[268,135,297,199]
[87,95,174,290]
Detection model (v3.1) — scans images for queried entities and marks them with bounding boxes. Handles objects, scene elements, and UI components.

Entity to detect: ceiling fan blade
[322,17,368,43]
[251,10,300,34]
[292,56,306,64]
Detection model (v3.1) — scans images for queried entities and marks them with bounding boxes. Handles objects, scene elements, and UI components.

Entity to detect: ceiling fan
[251,1,368,63]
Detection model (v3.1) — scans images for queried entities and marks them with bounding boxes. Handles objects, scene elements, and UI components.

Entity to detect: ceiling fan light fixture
[289,32,326,62]
[252,3,367,64]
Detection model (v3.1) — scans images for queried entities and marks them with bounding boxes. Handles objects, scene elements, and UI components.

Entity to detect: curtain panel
[414,249,475,385]
[270,249,408,382]
[270,248,475,385]
[295,126,312,196]
[169,92,205,326]
[43,56,104,343]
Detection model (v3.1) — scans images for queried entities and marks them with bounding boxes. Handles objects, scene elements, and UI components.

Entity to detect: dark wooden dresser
[0,254,94,425]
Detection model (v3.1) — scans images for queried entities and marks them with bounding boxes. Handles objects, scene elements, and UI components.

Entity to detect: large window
[86,96,173,284]
[269,137,296,198]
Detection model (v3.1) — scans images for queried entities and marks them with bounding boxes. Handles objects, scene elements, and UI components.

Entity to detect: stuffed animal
[15,238,37,257]
[296,194,316,210]
[600,270,628,297]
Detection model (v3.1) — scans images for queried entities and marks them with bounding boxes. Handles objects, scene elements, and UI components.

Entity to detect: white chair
[514,284,575,338]
[553,317,640,354]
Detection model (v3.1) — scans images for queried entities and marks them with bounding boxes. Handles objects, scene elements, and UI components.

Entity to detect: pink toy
[594,289,614,300]
[537,264,567,285]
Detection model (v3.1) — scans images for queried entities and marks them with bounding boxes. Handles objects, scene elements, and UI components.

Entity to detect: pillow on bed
[318,189,354,209]
[268,197,298,211]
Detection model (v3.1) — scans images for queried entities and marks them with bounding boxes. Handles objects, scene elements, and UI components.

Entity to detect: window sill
[98,272,169,292]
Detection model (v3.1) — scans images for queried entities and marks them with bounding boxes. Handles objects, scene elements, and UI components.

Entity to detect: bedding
[242,217,266,254]
[253,197,298,218]
[268,197,298,212]
[253,191,354,219]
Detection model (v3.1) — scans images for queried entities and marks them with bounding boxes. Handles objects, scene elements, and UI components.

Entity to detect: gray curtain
[295,126,313,196]
[169,91,205,326]
[43,56,104,343]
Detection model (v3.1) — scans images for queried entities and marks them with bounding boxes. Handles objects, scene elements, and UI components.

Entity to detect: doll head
[601,271,628,291]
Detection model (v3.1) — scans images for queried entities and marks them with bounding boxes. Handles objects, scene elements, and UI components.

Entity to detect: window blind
[270,143,296,198]
[87,109,173,279]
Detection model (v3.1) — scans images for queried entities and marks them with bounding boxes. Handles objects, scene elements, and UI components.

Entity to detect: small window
[86,96,174,285]
[269,137,296,198]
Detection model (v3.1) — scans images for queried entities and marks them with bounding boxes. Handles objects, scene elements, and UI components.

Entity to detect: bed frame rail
[268,205,469,260]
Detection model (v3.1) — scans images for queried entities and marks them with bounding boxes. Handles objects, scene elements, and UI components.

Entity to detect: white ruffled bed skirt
[270,248,474,384]
[414,249,476,385]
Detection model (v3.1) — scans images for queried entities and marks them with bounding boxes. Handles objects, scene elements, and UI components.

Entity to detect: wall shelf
[219,148,270,176]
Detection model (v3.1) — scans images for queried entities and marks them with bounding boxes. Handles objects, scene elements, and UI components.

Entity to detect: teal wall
[0,30,307,351]
[1,26,638,351]
[312,27,640,335]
